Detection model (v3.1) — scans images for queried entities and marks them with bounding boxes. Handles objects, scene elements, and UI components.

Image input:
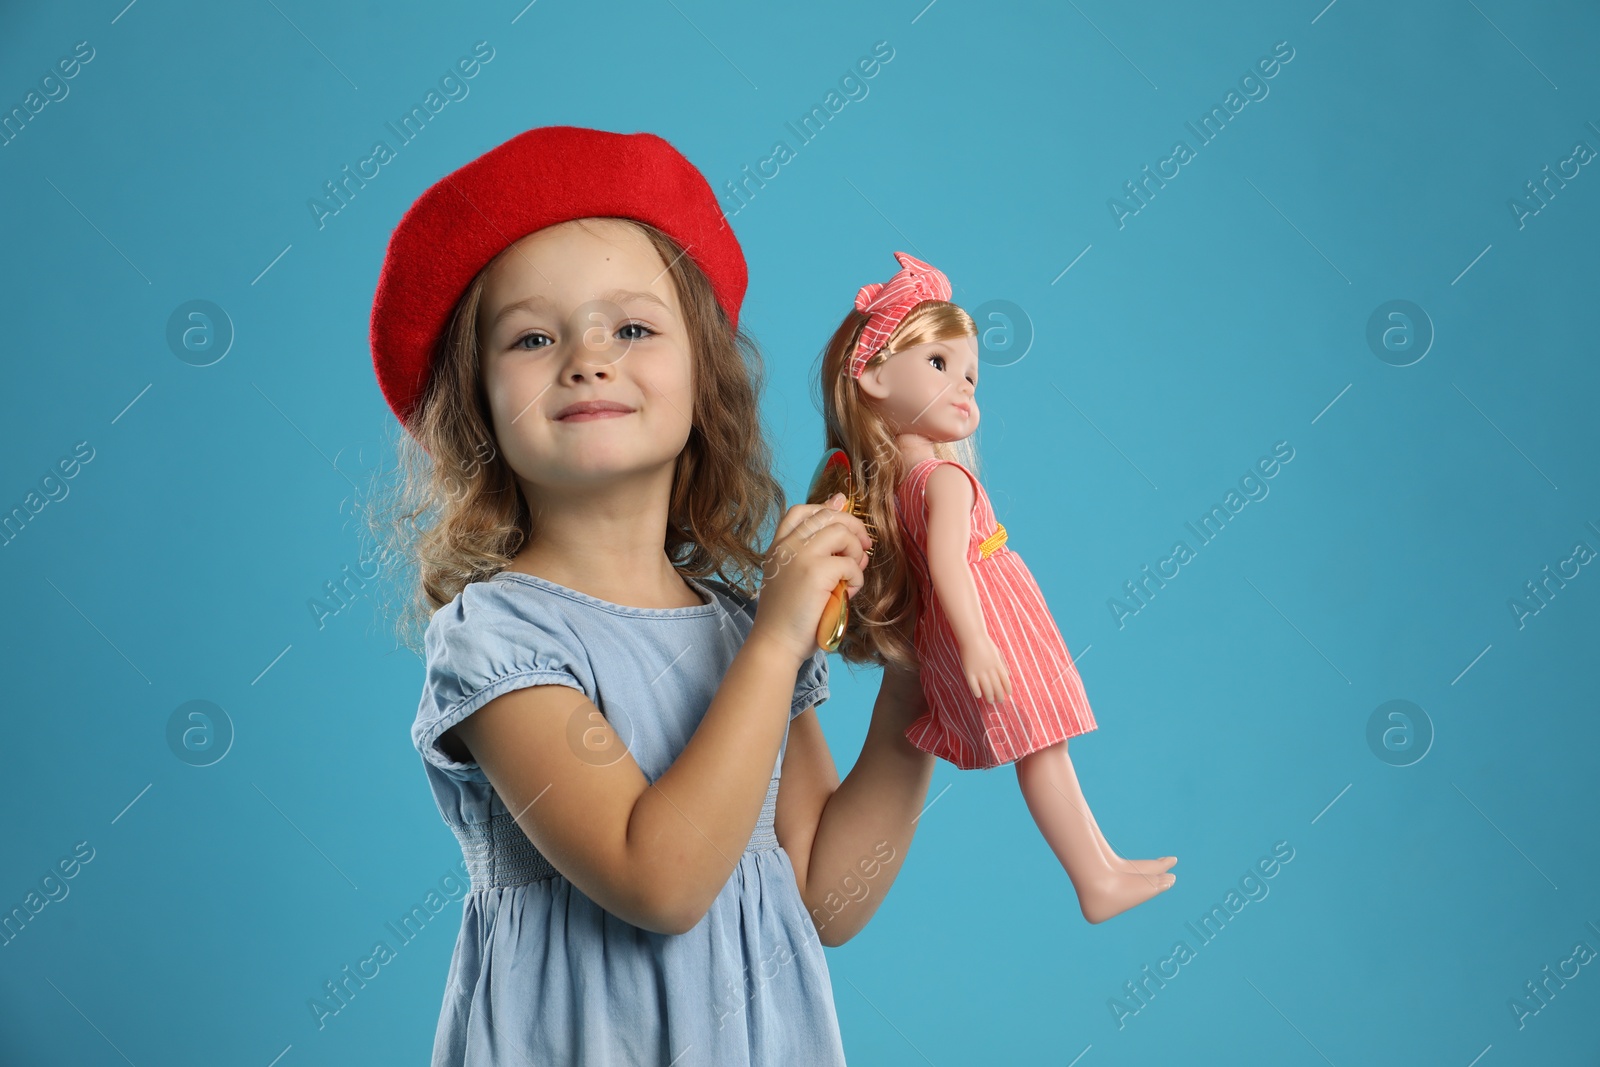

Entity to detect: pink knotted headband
[848,250,953,379]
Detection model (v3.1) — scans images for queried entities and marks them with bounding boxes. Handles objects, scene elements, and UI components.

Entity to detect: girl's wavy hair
[808,298,979,671]
[365,217,784,656]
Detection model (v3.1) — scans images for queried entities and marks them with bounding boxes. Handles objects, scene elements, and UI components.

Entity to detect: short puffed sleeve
[716,580,830,721]
[412,580,589,783]
[790,641,830,719]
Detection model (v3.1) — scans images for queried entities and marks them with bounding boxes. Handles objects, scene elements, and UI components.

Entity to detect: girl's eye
[513,322,654,350]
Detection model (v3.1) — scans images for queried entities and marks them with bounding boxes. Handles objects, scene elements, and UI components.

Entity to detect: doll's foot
[1077,869,1177,924]
[1108,854,1178,875]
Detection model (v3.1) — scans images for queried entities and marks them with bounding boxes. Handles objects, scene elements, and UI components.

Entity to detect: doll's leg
[1081,796,1177,875]
[1006,707,1173,873]
[1014,739,1175,924]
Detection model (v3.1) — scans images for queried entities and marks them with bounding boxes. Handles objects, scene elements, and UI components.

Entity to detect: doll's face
[474,217,695,499]
[857,333,980,443]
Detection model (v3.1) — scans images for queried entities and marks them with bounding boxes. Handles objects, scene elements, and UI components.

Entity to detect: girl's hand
[960,633,1012,704]
[749,493,874,665]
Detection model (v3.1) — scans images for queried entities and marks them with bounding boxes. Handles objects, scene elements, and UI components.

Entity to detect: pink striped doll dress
[895,456,1097,770]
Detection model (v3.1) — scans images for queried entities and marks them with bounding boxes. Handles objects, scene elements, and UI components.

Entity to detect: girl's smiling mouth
[555,399,636,421]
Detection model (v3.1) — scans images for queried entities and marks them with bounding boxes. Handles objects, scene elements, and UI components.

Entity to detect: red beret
[369,125,746,431]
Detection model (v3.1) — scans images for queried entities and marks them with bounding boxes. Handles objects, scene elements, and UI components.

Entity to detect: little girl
[367,127,937,1065]
[809,251,1177,924]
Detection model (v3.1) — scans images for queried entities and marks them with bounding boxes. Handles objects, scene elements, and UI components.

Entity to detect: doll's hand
[960,634,1012,704]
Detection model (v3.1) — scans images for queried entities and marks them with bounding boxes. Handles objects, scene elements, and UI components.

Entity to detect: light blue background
[3,0,1598,1063]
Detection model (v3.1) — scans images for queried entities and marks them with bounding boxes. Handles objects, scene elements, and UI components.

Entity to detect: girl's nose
[561,339,618,378]
[563,354,607,379]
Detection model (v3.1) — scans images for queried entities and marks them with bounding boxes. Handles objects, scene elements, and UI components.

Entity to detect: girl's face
[475,218,694,498]
[857,333,980,443]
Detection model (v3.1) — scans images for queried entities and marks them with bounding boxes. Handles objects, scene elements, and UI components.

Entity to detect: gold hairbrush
[806,448,878,652]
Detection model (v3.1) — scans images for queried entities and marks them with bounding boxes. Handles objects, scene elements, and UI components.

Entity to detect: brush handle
[818,578,849,652]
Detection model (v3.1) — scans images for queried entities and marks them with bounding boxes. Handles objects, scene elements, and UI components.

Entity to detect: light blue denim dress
[411,569,848,1066]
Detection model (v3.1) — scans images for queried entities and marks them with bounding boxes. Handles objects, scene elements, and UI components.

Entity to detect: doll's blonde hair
[810,298,980,669]
[368,218,784,655]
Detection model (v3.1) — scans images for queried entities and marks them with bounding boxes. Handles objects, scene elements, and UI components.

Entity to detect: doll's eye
[928,354,945,371]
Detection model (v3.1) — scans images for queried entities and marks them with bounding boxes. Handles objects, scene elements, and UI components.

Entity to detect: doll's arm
[923,464,985,647]
[924,464,1012,703]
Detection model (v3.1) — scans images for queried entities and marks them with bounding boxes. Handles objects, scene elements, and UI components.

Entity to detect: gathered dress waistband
[455,775,783,890]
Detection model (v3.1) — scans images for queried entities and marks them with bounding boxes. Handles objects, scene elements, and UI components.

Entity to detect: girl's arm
[451,502,871,937]
[453,631,803,936]
[773,469,1012,945]
[776,662,935,947]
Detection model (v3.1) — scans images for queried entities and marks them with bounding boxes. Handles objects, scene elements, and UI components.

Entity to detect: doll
[811,251,1177,924]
